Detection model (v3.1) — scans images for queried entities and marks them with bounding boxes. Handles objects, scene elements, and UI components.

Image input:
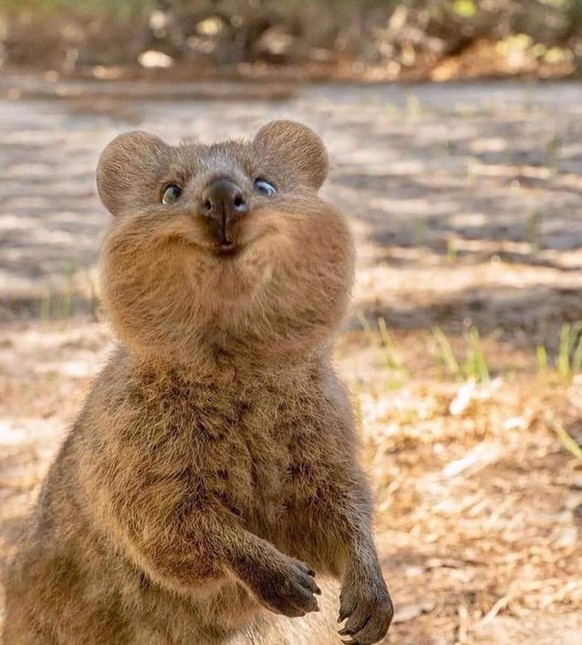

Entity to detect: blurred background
[1,2,581,644]
[1,0,582,80]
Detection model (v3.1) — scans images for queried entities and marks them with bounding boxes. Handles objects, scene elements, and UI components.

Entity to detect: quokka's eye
[162,184,182,205]
[253,178,277,197]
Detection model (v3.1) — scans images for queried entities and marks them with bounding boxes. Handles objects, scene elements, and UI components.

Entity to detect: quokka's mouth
[212,240,241,257]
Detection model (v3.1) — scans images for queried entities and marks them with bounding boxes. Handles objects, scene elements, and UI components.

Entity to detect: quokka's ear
[253,120,329,190]
[96,131,171,216]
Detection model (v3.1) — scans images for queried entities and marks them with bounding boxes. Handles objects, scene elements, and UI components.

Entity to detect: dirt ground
[1,77,581,644]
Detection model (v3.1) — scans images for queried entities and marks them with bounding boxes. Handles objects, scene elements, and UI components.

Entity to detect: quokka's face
[97,121,354,361]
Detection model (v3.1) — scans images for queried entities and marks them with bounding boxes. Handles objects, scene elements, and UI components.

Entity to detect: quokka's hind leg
[230,578,341,645]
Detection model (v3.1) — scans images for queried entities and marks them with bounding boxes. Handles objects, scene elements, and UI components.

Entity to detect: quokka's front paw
[247,553,321,618]
[338,565,394,644]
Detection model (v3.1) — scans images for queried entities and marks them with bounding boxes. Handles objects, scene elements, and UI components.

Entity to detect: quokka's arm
[91,476,321,618]
[332,476,394,645]
[307,377,395,644]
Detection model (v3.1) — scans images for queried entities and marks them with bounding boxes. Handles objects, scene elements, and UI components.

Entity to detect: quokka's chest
[190,394,321,529]
[122,373,337,533]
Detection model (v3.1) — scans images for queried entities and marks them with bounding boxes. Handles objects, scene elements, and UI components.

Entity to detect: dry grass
[336,325,582,644]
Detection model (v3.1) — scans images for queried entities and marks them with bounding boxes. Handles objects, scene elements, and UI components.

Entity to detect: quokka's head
[97,120,354,364]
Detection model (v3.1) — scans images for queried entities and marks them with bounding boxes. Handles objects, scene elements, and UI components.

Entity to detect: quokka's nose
[200,179,248,237]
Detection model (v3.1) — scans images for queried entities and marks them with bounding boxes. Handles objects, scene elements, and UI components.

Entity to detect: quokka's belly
[97,551,263,644]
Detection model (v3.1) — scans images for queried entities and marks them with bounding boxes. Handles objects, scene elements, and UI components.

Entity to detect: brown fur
[4,121,393,645]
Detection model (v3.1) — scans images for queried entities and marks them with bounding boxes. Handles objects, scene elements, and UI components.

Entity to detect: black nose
[200,179,247,241]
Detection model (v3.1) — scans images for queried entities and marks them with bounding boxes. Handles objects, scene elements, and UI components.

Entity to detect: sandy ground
[1,78,582,644]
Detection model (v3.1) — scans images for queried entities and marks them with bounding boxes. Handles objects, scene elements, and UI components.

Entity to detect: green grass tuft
[357,313,409,388]
[463,326,490,383]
